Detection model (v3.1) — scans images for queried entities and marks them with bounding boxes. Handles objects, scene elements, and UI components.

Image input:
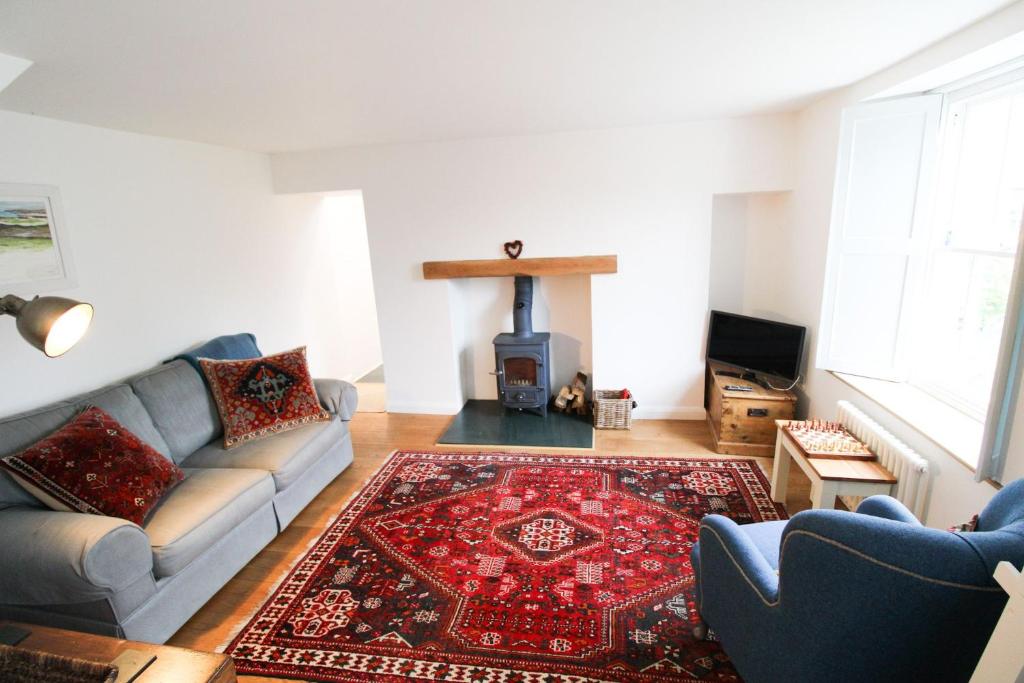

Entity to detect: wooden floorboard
[166,412,814,680]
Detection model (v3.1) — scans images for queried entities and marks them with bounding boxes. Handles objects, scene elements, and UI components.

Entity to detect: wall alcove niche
[708,190,805,409]
[709,190,795,319]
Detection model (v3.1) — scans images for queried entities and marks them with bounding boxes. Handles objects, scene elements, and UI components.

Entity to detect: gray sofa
[0,359,356,643]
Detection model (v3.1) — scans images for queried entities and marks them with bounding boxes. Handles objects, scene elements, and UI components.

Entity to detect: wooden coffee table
[0,621,235,682]
[770,419,897,509]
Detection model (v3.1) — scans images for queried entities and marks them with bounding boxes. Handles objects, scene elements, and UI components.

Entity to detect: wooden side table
[0,621,235,682]
[770,420,896,509]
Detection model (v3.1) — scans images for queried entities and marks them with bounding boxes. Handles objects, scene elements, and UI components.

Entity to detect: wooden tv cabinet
[705,360,797,457]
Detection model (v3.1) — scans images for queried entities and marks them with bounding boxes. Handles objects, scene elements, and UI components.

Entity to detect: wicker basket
[593,390,636,429]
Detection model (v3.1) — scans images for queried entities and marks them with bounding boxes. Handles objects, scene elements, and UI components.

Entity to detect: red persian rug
[224,451,785,682]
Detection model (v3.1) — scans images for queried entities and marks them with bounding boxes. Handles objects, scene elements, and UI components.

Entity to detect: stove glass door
[502,356,538,387]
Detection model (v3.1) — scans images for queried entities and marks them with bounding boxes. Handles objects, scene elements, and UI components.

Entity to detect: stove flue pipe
[512,276,534,337]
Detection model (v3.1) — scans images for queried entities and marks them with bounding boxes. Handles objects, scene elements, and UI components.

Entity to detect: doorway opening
[313,191,386,412]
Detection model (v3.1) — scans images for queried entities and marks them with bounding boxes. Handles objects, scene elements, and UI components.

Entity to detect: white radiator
[836,400,930,519]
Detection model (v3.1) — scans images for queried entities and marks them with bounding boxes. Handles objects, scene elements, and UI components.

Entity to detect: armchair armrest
[0,508,153,606]
[698,515,780,605]
[314,378,359,420]
[856,495,921,525]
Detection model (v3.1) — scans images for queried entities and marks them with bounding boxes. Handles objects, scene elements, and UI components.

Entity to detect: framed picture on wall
[0,183,76,292]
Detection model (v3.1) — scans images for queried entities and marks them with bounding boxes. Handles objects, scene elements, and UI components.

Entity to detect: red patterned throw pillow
[0,406,185,525]
[200,346,330,448]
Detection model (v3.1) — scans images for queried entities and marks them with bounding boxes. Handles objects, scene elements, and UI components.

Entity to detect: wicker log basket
[593,390,637,429]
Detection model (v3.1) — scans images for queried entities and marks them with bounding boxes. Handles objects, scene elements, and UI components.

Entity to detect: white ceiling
[0,0,1015,152]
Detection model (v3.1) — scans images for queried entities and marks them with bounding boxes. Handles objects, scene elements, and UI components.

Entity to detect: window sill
[830,372,983,471]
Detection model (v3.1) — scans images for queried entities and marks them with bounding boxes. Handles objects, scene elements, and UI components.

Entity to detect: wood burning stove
[493,276,551,416]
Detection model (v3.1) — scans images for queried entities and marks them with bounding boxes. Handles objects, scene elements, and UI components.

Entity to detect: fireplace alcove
[424,255,616,445]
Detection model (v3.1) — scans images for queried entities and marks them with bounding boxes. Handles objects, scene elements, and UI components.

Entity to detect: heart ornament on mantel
[503,240,523,259]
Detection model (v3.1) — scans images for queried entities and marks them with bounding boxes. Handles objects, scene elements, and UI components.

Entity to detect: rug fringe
[214,449,404,653]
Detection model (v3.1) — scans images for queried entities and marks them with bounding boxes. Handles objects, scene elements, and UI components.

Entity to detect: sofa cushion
[129,360,221,463]
[199,347,330,449]
[1,407,185,526]
[181,417,345,492]
[0,385,172,510]
[144,467,274,578]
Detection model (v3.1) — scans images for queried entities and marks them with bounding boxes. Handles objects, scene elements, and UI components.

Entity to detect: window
[912,76,1024,420]
[818,65,1024,470]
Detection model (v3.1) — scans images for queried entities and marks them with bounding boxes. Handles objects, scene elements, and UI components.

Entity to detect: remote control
[724,384,754,392]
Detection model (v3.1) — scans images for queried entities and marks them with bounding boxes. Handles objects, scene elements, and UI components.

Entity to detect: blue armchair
[691,479,1024,683]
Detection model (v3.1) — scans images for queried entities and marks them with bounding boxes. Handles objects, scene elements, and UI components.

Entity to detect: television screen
[707,310,806,381]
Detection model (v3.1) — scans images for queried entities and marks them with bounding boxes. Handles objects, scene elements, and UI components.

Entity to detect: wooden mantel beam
[422,255,617,279]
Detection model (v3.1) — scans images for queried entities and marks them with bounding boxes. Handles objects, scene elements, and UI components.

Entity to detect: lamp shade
[9,296,93,357]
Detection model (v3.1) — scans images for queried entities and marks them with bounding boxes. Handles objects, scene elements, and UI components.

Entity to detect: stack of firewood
[554,372,588,415]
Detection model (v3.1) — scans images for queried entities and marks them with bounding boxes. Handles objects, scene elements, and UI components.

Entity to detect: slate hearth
[438,399,594,448]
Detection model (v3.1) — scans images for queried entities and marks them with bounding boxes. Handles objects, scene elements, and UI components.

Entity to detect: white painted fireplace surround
[272,114,796,417]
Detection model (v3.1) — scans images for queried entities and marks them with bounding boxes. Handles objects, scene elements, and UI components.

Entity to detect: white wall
[272,116,796,416]
[758,6,1024,527]
[742,192,794,321]
[709,194,748,314]
[0,111,362,416]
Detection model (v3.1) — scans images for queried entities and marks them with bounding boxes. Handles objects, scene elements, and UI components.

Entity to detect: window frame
[906,68,1024,421]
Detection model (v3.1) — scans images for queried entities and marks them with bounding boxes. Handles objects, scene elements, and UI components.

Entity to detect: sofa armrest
[314,378,358,420]
[0,508,153,606]
[697,515,780,605]
[856,495,921,525]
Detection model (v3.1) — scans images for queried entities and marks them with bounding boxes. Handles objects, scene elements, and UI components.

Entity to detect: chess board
[783,420,875,460]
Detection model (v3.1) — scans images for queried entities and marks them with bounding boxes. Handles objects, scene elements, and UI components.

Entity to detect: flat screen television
[707,310,806,382]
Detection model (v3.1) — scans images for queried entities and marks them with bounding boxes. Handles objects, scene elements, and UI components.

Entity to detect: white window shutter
[817,94,943,380]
